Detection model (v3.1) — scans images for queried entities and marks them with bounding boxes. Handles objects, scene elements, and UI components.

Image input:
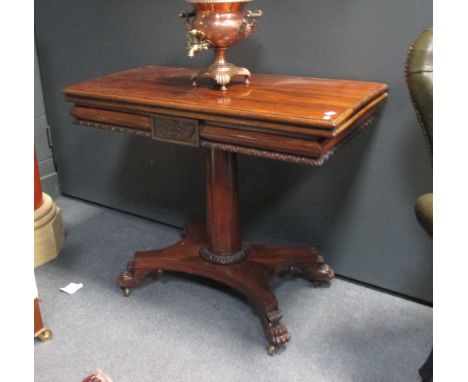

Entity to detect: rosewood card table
[64,66,387,354]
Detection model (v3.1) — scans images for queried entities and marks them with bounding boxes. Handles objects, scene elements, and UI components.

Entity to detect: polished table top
[64,66,388,165]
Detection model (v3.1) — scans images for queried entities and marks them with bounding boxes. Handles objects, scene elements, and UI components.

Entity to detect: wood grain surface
[64,66,388,132]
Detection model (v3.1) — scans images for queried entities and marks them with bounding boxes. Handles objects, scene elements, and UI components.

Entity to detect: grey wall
[35,44,60,198]
[35,0,433,301]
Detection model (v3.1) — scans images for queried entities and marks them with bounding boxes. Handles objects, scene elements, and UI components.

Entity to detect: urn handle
[179,10,196,30]
[244,9,263,19]
[241,9,263,38]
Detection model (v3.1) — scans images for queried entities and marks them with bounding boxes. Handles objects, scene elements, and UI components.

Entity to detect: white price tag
[60,282,83,295]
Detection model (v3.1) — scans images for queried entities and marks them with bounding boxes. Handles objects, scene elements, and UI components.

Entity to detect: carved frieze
[151,114,200,147]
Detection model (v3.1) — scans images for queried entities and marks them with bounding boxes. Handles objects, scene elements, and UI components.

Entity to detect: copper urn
[180,0,262,90]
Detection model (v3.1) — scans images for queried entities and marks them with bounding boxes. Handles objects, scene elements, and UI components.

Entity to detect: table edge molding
[74,115,375,166]
[201,116,375,166]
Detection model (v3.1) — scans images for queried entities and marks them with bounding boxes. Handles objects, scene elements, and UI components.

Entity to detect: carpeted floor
[34,197,432,382]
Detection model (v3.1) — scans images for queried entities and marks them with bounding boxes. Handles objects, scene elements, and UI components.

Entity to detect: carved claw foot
[261,308,291,351]
[119,261,137,285]
[267,322,290,346]
[301,256,335,282]
[118,261,150,292]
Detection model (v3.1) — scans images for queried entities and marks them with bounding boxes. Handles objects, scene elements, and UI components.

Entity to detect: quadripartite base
[118,219,334,354]
[191,62,251,91]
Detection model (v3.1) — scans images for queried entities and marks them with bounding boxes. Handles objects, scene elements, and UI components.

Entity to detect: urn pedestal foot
[191,62,251,91]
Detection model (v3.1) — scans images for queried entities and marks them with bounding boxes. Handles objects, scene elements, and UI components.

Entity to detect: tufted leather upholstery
[406,29,433,381]
[415,193,433,236]
[406,28,433,158]
[406,28,433,237]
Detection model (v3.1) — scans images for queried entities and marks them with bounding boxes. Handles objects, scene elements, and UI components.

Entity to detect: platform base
[118,219,334,352]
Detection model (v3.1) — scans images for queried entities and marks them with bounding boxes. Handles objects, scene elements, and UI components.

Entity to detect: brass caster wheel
[192,80,198,87]
[122,287,132,297]
[36,329,53,342]
[244,76,250,84]
[267,345,276,356]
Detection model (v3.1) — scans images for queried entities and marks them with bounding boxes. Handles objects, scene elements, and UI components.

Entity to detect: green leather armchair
[406,28,433,237]
[405,28,433,382]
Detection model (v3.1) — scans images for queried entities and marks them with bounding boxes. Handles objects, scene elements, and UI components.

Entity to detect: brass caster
[244,76,250,84]
[122,287,132,297]
[267,345,276,356]
[36,329,53,342]
[192,80,198,87]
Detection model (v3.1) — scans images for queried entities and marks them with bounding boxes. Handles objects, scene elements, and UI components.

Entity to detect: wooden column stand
[118,148,334,354]
[202,149,245,263]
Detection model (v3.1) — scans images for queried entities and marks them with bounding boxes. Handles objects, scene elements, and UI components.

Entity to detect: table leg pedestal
[118,149,334,354]
[117,219,334,353]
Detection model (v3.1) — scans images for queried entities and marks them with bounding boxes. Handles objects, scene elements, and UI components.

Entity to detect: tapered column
[201,148,248,264]
[206,148,240,252]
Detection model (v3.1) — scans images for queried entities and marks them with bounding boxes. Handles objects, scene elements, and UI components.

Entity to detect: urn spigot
[186,30,213,57]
